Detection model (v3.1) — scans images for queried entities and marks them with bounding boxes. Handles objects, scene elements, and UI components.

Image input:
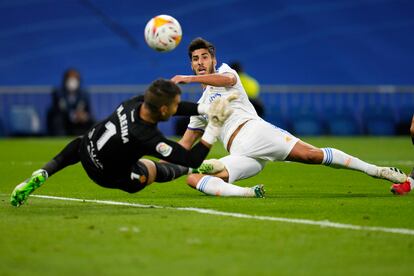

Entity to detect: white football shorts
[219,120,299,183]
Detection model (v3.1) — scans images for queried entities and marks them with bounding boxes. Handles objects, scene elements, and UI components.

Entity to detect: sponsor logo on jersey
[155,142,173,157]
[87,141,103,170]
[208,92,222,103]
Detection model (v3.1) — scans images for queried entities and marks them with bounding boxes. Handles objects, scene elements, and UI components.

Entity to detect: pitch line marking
[30,194,414,236]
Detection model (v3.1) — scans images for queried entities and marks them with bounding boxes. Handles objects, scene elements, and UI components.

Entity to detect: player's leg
[119,159,190,193]
[187,120,295,197]
[43,136,83,176]
[286,140,407,183]
[391,168,414,195]
[391,118,414,194]
[187,174,265,198]
[137,159,190,185]
[192,120,279,181]
[117,160,153,193]
[11,137,82,206]
[153,161,189,183]
[186,155,266,198]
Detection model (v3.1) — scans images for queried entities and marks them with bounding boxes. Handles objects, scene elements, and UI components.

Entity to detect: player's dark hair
[188,37,215,59]
[229,61,243,73]
[144,79,181,114]
[62,68,81,85]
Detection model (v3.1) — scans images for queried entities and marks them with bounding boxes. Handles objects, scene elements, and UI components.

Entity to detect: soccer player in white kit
[171,37,407,197]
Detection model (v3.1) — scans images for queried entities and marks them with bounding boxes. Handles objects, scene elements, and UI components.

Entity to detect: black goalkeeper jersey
[80,96,208,179]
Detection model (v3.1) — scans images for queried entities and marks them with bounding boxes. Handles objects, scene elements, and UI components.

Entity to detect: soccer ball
[144,15,182,52]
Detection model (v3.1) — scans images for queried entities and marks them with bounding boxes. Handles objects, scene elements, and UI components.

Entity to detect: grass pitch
[1,137,413,275]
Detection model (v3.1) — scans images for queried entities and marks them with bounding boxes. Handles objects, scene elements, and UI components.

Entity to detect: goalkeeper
[10,79,240,207]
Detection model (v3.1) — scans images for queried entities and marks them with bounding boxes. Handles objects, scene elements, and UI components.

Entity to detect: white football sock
[196,175,255,197]
[408,177,414,189]
[321,148,378,176]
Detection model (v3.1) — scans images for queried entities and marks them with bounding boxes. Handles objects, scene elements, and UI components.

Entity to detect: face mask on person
[65,77,80,92]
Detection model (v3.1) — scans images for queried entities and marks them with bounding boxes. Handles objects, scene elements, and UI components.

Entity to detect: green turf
[1,137,413,275]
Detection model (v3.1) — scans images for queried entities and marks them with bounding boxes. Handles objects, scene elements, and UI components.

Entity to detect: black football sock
[42,137,82,177]
[154,162,189,183]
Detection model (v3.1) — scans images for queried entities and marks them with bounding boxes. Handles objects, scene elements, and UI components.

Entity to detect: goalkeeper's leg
[11,137,82,206]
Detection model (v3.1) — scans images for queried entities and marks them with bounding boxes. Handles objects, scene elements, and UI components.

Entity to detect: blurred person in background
[229,61,264,118]
[47,68,95,136]
[411,114,414,144]
[391,114,414,195]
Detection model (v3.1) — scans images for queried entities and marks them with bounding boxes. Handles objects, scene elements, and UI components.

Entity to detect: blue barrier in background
[1,1,414,86]
[0,85,413,137]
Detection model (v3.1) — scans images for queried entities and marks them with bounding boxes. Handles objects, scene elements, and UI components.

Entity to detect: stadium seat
[363,105,396,135]
[265,108,289,130]
[0,118,4,137]
[9,105,42,136]
[290,107,325,136]
[395,104,414,135]
[325,108,360,136]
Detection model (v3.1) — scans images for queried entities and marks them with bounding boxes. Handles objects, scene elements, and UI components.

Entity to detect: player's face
[159,94,180,121]
[191,49,216,75]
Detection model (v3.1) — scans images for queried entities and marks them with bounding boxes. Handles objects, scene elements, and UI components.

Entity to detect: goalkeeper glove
[201,93,238,144]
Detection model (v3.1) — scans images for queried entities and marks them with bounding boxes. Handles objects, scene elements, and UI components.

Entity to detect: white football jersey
[188,63,262,149]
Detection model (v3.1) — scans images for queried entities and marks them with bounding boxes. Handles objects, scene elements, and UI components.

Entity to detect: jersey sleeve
[186,92,208,131]
[218,63,243,89]
[187,114,207,132]
[135,95,200,116]
[144,133,210,168]
[174,101,199,116]
[218,63,236,74]
[216,63,249,106]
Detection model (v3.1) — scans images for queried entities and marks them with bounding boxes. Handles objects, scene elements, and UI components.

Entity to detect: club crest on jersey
[155,142,173,157]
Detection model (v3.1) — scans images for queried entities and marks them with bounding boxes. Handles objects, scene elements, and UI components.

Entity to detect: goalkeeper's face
[191,48,216,75]
[159,94,180,121]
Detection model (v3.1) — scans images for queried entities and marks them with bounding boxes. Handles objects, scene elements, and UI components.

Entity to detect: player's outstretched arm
[176,92,238,118]
[171,73,236,87]
[178,129,202,150]
[137,94,208,117]
[175,101,210,116]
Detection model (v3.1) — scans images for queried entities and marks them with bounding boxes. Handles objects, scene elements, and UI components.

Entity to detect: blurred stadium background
[0,0,413,137]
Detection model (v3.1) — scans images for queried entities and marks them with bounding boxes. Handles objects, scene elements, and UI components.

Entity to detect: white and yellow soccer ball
[144,15,182,52]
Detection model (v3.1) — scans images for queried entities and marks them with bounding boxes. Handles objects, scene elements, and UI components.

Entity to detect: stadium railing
[0,84,413,136]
